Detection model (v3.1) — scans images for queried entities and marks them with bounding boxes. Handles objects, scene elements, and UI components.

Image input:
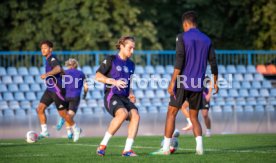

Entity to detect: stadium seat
[228,89,238,97]
[152,98,162,107]
[79,100,87,108]
[39,67,45,74]
[256,97,267,105]
[241,81,251,89]
[218,65,226,74]
[20,101,32,110]
[212,106,222,112]
[141,99,151,107]
[244,106,254,112]
[3,109,14,117]
[83,107,93,115]
[225,97,235,106]
[92,65,99,73]
[218,89,228,97]
[19,84,30,92]
[249,89,259,97]
[247,97,257,106]
[256,65,267,74]
[165,65,174,74]
[254,74,264,81]
[14,92,25,101]
[255,105,264,112]
[147,106,158,113]
[139,106,147,113]
[233,106,243,112]
[236,65,246,73]
[145,65,155,74]
[259,89,269,97]
[232,81,241,89]
[24,76,35,84]
[3,92,14,101]
[87,99,98,107]
[265,105,275,111]
[29,67,40,75]
[32,100,40,109]
[155,65,165,74]
[262,80,272,88]
[0,94,2,100]
[267,97,276,105]
[226,65,236,73]
[215,97,225,105]
[156,90,166,98]
[0,67,6,75]
[135,65,144,74]
[244,74,253,81]
[266,64,276,74]
[236,97,246,106]
[25,92,37,100]
[82,66,93,75]
[2,76,13,84]
[91,90,102,99]
[9,101,20,110]
[30,83,41,92]
[13,76,24,84]
[35,75,44,84]
[223,106,232,112]
[7,67,17,75]
[246,65,256,73]
[18,67,29,76]
[0,101,9,110]
[0,84,8,92]
[234,74,243,81]
[158,106,168,113]
[40,83,46,90]
[251,81,261,89]
[134,90,144,98]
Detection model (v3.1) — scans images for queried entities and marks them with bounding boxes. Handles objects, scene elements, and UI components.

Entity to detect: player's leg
[65,110,75,139]
[37,90,53,138]
[122,108,140,156]
[188,92,204,155]
[181,101,193,131]
[202,108,211,137]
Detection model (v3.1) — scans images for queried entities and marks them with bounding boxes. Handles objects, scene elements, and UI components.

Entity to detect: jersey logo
[103,60,107,64]
[116,66,122,72]
[58,104,64,108]
[112,101,117,106]
[51,58,56,62]
[123,66,129,73]
[176,37,178,42]
[205,104,209,107]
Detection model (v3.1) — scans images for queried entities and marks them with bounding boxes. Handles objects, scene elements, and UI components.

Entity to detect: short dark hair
[115,36,135,50]
[40,40,53,48]
[182,11,197,25]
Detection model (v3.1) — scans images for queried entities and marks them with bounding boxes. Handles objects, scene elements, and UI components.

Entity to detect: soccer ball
[26,131,38,143]
[160,137,179,154]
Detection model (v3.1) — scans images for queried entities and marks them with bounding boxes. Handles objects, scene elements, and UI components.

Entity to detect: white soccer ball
[26,131,38,143]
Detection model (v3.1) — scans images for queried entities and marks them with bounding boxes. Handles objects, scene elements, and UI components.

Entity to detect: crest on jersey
[176,37,178,42]
[123,66,129,73]
[116,66,122,72]
[103,60,107,64]
[51,58,56,61]
[112,101,117,105]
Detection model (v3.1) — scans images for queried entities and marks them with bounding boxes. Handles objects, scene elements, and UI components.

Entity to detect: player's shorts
[202,98,210,110]
[169,88,203,110]
[65,97,81,113]
[40,89,68,110]
[104,93,138,117]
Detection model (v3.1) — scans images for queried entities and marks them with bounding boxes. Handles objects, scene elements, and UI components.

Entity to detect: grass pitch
[1,134,276,163]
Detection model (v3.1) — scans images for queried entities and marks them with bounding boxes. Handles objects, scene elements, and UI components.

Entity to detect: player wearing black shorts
[36,40,81,142]
[151,11,219,155]
[95,36,139,157]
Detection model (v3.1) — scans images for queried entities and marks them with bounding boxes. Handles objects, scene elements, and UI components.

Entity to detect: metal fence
[0,50,275,67]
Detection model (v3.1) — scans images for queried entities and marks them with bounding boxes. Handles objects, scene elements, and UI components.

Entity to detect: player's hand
[205,95,211,102]
[167,82,175,96]
[129,93,136,103]
[40,74,48,79]
[114,79,127,91]
[213,83,219,95]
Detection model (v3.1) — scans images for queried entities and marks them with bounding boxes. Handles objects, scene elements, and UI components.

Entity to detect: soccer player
[56,58,88,139]
[95,36,139,157]
[181,76,213,137]
[151,11,218,155]
[37,40,82,142]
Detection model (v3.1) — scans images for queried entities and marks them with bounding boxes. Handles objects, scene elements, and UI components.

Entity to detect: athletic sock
[100,132,112,146]
[124,138,134,152]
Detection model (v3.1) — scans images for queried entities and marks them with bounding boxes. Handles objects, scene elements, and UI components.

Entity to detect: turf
[0,134,276,163]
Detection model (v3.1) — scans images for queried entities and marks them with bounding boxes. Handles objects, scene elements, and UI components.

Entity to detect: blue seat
[0,84,8,92]
[2,76,13,84]
[212,106,222,112]
[244,106,254,112]
[246,65,256,73]
[82,66,93,75]
[20,101,32,110]
[35,75,44,84]
[24,76,35,84]
[232,81,241,89]
[91,90,102,99]
[249,89,259,97]
[0,67,6,75]
[30,83,41,92]
[134,90,144,98]
[19,84,30,92]
[155,65,165,74]
[79,100,87,108]
[152,98,162,107]
[226,65,236,73]
[236,65,246,73]
[145,65,155,74]
[92,65,99,73]
[36,92,44,99]
[82,107,93,115]
[165,65,174,74]
[40,83,47,90]
[257,97,267,105]
[247,97,256,106]
[145,90,155,98]
[156,90,166,98]
[236,97,246,106]
[7,67,17,75]
[254,74,264,81]
[141,99,151,107]
[244,74,253,81]
[223,106,232,112]
[270,89,276,96]
[225,97,235,106]
[234,74,243,81]
[0,101,9,110]
[9,101,20,110]
[3,92,14,101]
[3,109,14,117]
[228,89,238,97]
[255,105,264,112]
[259,89,269,97]
[234,106,243,112]
[14,92,25,101]
[13,76,24,84]
[135,65,144,74]
[18,67,29,76]
[262,80,272,88]
[29,67,40,75]
[218,65,226,74]
[218,89,228,97]
[215,97,225,105]
[87,99,98,108]
[241,82,251,89]
[252,81,261,89]
[39,67,45,74]
[25,92,37,100]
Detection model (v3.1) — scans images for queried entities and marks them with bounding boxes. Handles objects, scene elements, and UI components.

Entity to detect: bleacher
[0,64,275,118]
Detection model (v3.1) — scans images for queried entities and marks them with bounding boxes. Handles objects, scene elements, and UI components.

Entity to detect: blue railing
[0,50,275,67]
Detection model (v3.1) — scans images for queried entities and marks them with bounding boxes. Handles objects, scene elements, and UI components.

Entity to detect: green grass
[1,134,276,163]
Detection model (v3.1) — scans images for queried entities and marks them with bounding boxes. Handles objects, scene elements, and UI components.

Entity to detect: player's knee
[36,106,44,114]
[116,109,128,120]
[131,112,140,122]
[168,106,178,116]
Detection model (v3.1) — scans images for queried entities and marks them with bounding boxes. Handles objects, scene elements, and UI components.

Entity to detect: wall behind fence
[0,50,275,67]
